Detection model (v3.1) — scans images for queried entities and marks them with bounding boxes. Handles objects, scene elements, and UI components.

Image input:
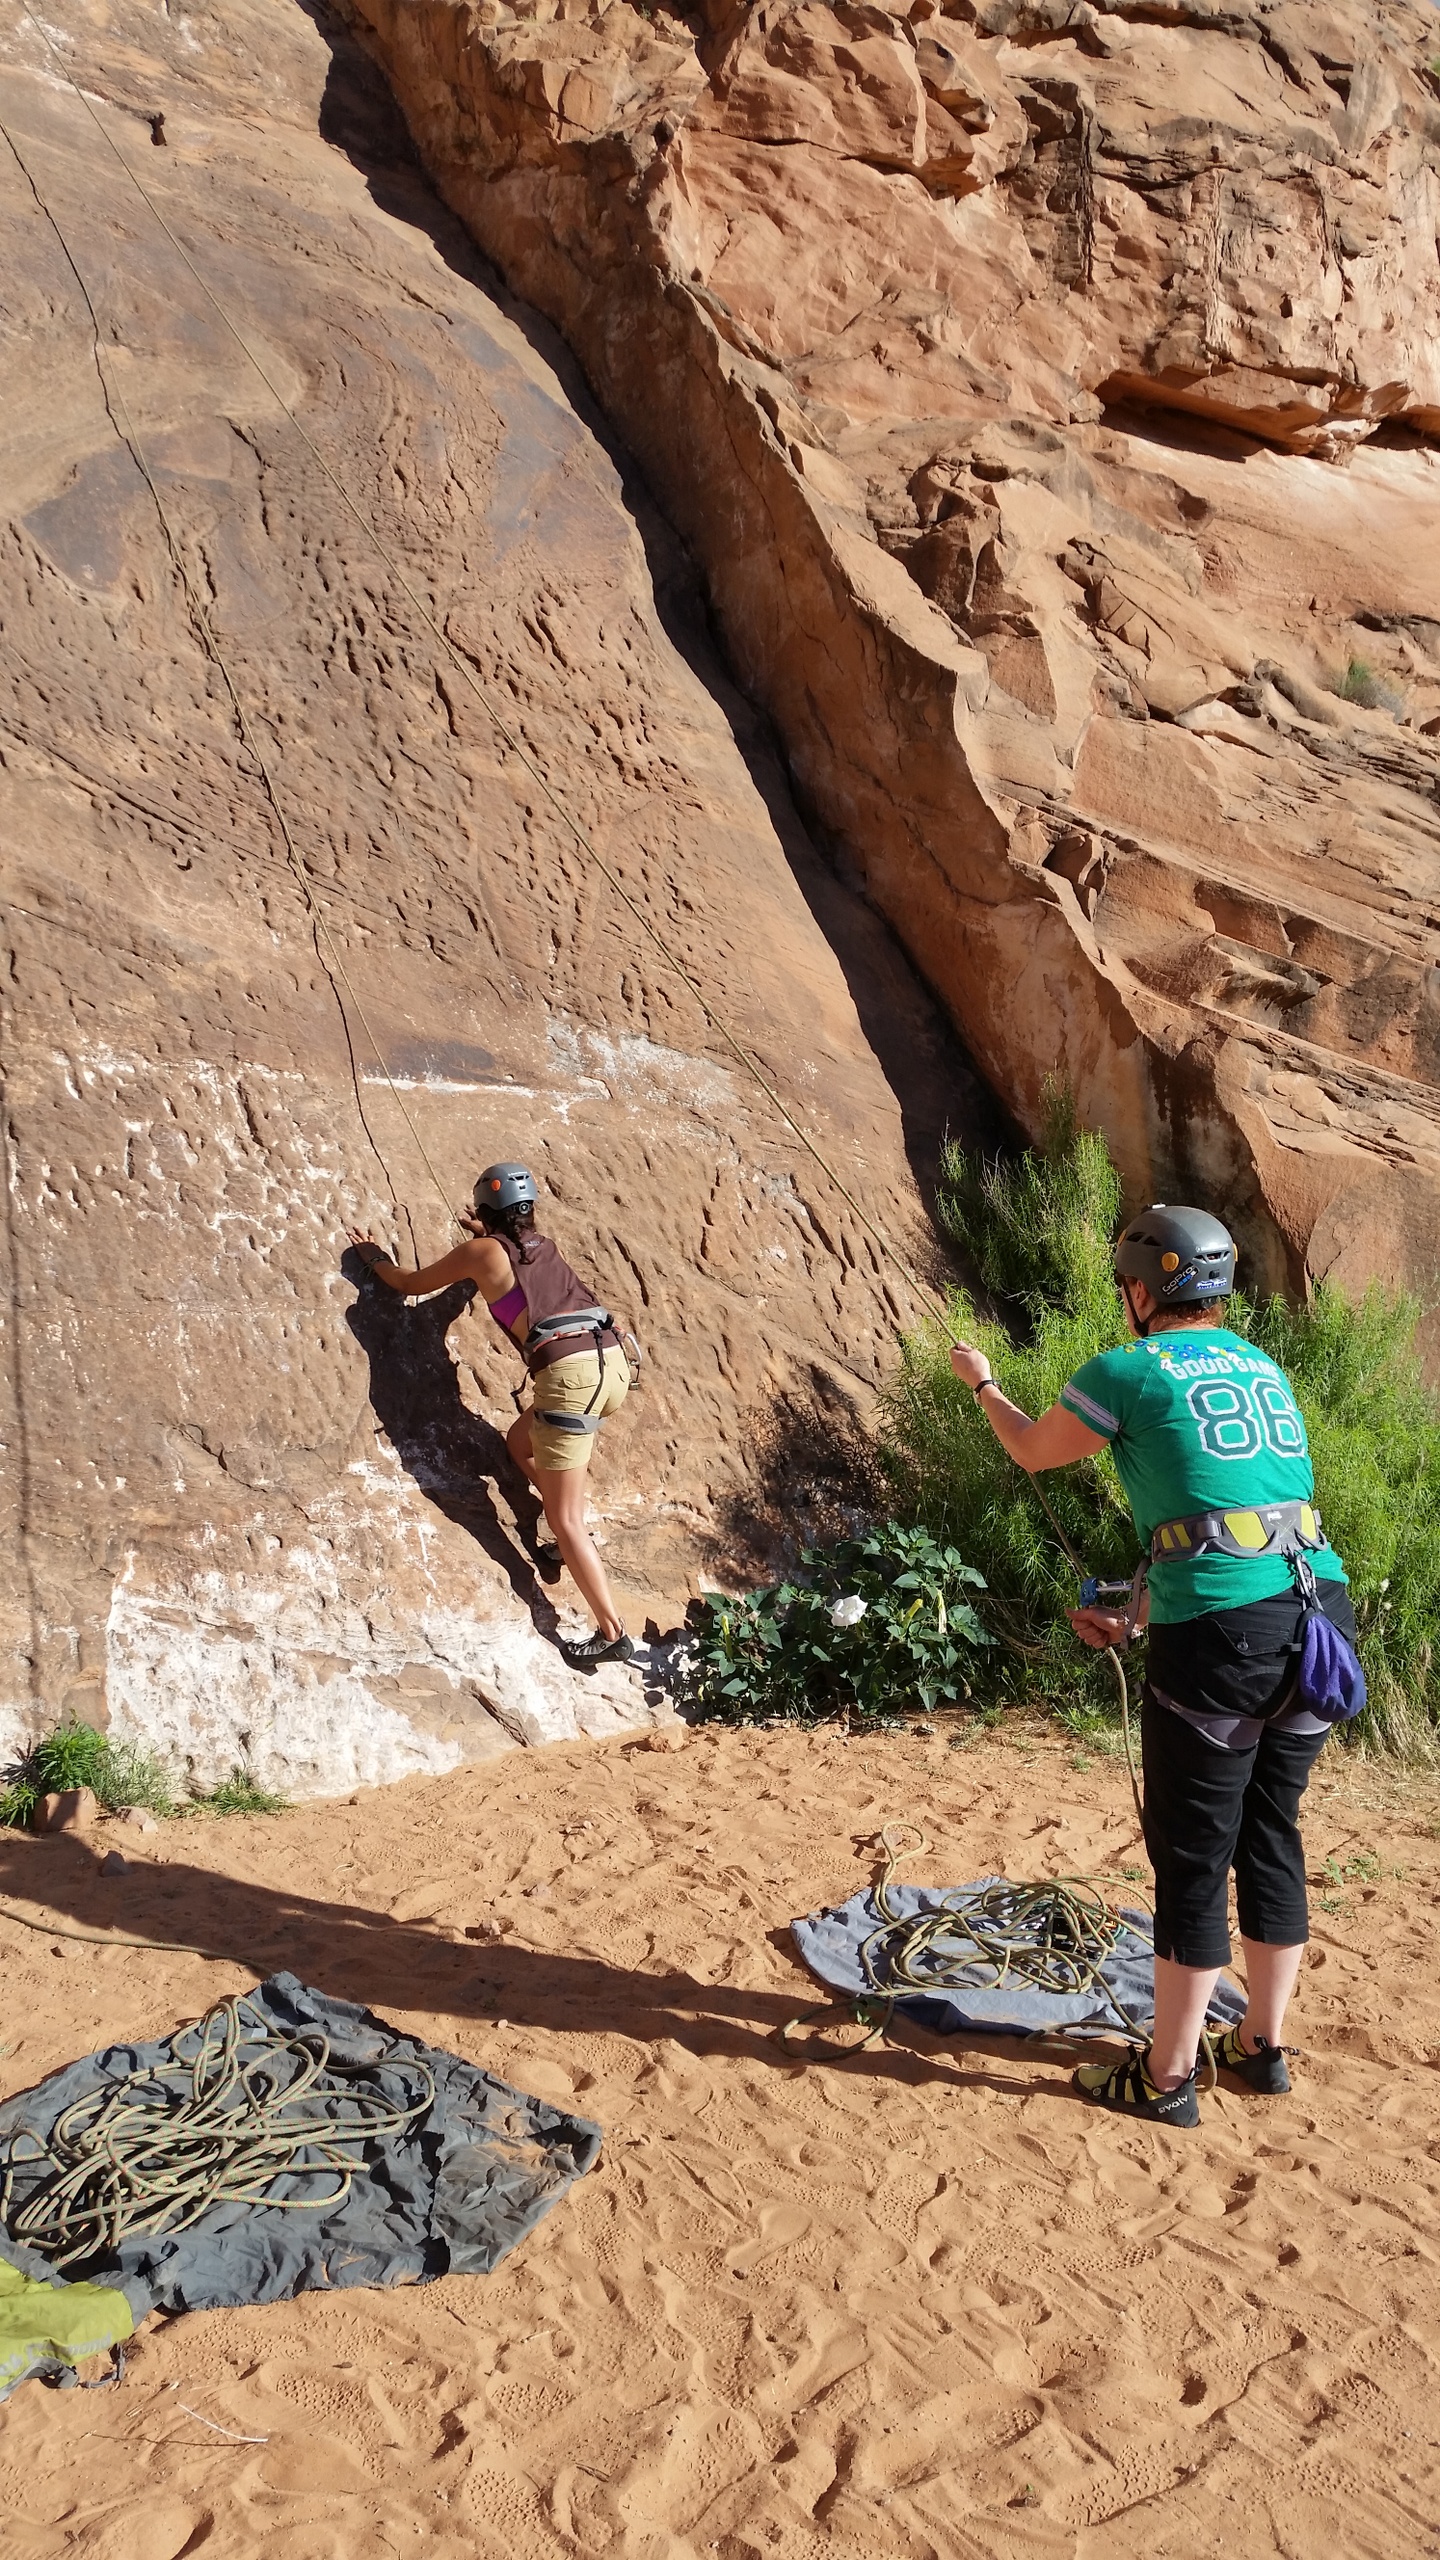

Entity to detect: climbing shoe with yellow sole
[1074,2047,1199,2127]
[1206,2024,1291,2095]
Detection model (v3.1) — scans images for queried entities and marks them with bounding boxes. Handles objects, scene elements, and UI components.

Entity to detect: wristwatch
[972,1375,999,1401]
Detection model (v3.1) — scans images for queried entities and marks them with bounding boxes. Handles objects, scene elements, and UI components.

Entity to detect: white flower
[830,1594,868,1628]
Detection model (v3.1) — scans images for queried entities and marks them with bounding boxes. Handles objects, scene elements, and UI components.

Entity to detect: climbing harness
[1148,1499,1326,1568]
[485,1221,628,1426]
[0,1991,435,2275]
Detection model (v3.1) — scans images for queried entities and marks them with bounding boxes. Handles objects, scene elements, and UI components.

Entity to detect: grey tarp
[0,1974,601,2320]
[792,1880,1246,2038]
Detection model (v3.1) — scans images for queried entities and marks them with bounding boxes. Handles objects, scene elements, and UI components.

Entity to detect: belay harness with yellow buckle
[1149,1497,1326,1581]
[1081,1497,1365,1725]
[1080,1498,1328,1618]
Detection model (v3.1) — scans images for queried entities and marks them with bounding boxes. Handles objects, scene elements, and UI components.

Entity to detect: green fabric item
[0,2255,133,2399]
[1061,1328,1349,1626]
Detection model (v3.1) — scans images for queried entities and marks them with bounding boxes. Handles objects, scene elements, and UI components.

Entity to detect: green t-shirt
[1061,1327,1347,1626]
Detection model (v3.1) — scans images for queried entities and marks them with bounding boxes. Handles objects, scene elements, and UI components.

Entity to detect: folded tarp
[792,1879,1246,2038]
[0,1973,601,2334]
[0,2245,135,2401]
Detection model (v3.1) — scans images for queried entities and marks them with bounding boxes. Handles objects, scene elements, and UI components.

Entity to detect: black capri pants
[1141,1584,1355,1970]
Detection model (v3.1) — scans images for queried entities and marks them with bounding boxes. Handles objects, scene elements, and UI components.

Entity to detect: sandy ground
[1,1721,1439,2560]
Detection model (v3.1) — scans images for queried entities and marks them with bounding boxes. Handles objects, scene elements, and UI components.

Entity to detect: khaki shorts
[528,1343,630,1473]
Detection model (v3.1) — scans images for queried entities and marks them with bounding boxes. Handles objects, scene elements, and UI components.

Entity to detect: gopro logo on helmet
[1162,1262,1197,1296]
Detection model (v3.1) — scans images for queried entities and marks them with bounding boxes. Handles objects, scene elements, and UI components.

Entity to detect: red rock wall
[0,0,975,1778]
[346,0,1440,1305]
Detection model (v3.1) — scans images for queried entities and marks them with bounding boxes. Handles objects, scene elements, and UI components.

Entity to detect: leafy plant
[880,1087,1136,1715]
[1246,1282,1440,1755]
[0,1723,177,1827]
[0,1728,289,1826]
[882,1091,1440,1752]
[678,1522,993,1726]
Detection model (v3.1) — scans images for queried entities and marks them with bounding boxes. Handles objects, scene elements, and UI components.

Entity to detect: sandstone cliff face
[0,1,969,1785]
[348,0,1440,1305]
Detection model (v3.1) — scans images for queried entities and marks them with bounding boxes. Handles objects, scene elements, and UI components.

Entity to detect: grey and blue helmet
[474,1163,537,1215]
[1114,1205,1236,1305]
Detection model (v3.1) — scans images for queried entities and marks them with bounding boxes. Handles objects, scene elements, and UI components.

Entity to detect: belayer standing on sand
[949,1206,1361,2128]
[347,1164,635,1669]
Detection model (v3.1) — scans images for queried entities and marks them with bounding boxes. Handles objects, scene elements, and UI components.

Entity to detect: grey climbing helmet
[474,1163,538,1215]
[1114,1204,1236,1305]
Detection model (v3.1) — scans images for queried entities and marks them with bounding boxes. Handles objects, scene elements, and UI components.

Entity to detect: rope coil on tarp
[0,1992,435,2273]
[782,1823,1152,2056]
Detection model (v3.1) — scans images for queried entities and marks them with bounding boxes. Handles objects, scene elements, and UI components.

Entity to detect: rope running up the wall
[17,1,953,1328]
[0,106,460,1237]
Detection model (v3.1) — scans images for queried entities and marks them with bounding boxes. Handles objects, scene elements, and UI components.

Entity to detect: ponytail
[478,1200,538,1259]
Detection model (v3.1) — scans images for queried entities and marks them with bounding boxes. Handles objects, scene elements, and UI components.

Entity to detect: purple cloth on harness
[1298,1608,1367,1722]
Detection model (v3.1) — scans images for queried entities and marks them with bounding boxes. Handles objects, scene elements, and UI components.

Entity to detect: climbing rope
[1019,1472,1143,1827]
[0,1991,435,2273]
[14,3,954,1300]
[782,1821,1149,2051]
[779,1823,1208,2064]
[0,1898,216,1959]
[0,105,460,1238]
[856,1823,1135,2008]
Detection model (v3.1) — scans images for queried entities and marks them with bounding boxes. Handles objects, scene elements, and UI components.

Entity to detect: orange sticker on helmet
[1161,1251,1180,1271]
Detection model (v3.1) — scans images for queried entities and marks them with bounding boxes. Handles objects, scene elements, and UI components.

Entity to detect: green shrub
[1330,655,1406,717]
[0,1729,290,1826]
[0,1723,177,1827]
[188,1767,290,1817]
[678,1523,993,1726]
[1247,1283,1440,1753]
[880,1090,1137,1715]
[881,1095,1440,1752]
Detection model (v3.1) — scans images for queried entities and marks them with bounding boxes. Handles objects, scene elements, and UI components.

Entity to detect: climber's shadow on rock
[342,1258,556,1631]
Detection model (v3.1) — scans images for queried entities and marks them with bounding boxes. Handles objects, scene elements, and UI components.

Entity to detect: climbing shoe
[561,1630,634,1670]
[1074,2047,1200,2127]
[1207,2024,1291,2095]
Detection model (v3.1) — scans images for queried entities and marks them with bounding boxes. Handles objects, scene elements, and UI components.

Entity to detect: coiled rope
[0,1991,434,2273]
[857,1823,1134,2006]
[783,1823,1149,2054]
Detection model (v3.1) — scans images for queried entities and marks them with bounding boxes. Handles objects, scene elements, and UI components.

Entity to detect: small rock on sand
[117,1806,159,1833]
[36,1787,99,1836]
[644,1728,686,1752]
[99,1850,130,1877]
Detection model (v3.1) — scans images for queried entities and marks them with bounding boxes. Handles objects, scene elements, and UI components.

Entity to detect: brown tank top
[491,1232,620,1373]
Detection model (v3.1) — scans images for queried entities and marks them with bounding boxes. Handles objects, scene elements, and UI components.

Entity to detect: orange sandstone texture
[0,0,977,1778]
[347,0,1440,1302]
